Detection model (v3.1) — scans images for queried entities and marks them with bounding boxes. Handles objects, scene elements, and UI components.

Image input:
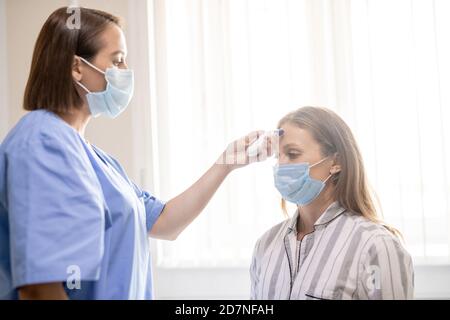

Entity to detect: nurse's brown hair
[23,7,122,115]
[278,107,401,238]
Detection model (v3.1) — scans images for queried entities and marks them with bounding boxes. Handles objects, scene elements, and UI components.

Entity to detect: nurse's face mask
[75,56,134,119]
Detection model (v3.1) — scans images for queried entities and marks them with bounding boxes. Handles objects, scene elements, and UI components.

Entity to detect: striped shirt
[250,202,414,300]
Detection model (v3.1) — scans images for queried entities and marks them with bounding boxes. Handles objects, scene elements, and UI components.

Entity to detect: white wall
[154,266,450,300]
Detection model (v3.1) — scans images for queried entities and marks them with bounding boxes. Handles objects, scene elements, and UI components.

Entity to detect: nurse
[0,7,272,300]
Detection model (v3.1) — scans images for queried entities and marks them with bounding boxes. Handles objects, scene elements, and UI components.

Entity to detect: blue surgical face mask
[273,157,333,206]
[75,57,134,119]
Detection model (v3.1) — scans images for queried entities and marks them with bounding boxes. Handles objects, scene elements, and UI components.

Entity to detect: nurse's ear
[72,56,83,82]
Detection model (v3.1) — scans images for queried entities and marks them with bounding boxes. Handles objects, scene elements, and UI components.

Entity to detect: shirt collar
[287,201,346,234]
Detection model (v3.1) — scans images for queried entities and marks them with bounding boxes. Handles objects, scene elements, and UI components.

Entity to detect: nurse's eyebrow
[110,50,126,57]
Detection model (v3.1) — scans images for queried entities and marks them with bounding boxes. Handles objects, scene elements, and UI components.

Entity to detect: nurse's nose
[120,60,129,69]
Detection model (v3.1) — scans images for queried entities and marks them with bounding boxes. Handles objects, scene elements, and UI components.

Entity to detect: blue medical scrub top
[0,110,165,299]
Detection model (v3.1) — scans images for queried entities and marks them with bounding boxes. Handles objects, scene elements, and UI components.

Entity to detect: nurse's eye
[113,58,125,67]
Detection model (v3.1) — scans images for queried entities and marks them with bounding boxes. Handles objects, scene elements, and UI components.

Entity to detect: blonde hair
[278,107,401,238]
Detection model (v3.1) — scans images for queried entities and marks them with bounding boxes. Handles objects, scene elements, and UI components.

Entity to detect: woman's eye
[287,152,300,159]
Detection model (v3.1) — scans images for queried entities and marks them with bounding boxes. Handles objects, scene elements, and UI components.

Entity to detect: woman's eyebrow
[283,143,303,151]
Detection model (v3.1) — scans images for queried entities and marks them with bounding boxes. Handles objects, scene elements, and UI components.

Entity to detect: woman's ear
[330,153,341,174]
[330,165,341,174]
[72,56,83,82]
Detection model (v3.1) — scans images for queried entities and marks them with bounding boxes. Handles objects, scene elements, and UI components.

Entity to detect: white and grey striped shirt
[250,202,414,300]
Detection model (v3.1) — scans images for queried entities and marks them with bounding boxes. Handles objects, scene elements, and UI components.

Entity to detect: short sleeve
[6,135,106,289]
[129,182,165,233]
[357,235,414,300]
[142,191,165,233]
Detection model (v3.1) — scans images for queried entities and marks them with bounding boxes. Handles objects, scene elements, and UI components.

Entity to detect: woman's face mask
[273,157,333,206]
[273,124,340,206]
[75,56,134,119]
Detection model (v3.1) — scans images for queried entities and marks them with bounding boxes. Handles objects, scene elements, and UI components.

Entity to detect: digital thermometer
[247,129,284,157]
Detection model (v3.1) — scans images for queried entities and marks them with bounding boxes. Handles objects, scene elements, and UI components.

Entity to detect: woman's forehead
[280,123,315,147]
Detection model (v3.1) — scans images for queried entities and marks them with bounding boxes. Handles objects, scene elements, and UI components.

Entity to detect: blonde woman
[250,107,414,300]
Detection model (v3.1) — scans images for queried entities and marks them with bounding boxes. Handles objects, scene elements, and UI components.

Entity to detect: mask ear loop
[310,156,339,184]
[79,56,106,75]
[74,56,107,94]
[309,156,329,168]
[323,173,333,184]
[75,81,91,94]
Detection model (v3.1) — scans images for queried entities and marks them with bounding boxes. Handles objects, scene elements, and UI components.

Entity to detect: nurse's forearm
[150,163,233,240]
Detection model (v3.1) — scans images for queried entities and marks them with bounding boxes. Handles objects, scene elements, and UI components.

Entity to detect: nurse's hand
[216,131,278,171]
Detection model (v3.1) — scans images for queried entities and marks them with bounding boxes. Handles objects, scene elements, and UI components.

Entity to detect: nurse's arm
[149,131,272,241]
[18,283,68,300]
[149,161,232,240]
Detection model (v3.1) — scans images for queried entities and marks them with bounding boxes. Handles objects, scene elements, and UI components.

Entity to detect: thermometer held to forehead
[247,129,285,157]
